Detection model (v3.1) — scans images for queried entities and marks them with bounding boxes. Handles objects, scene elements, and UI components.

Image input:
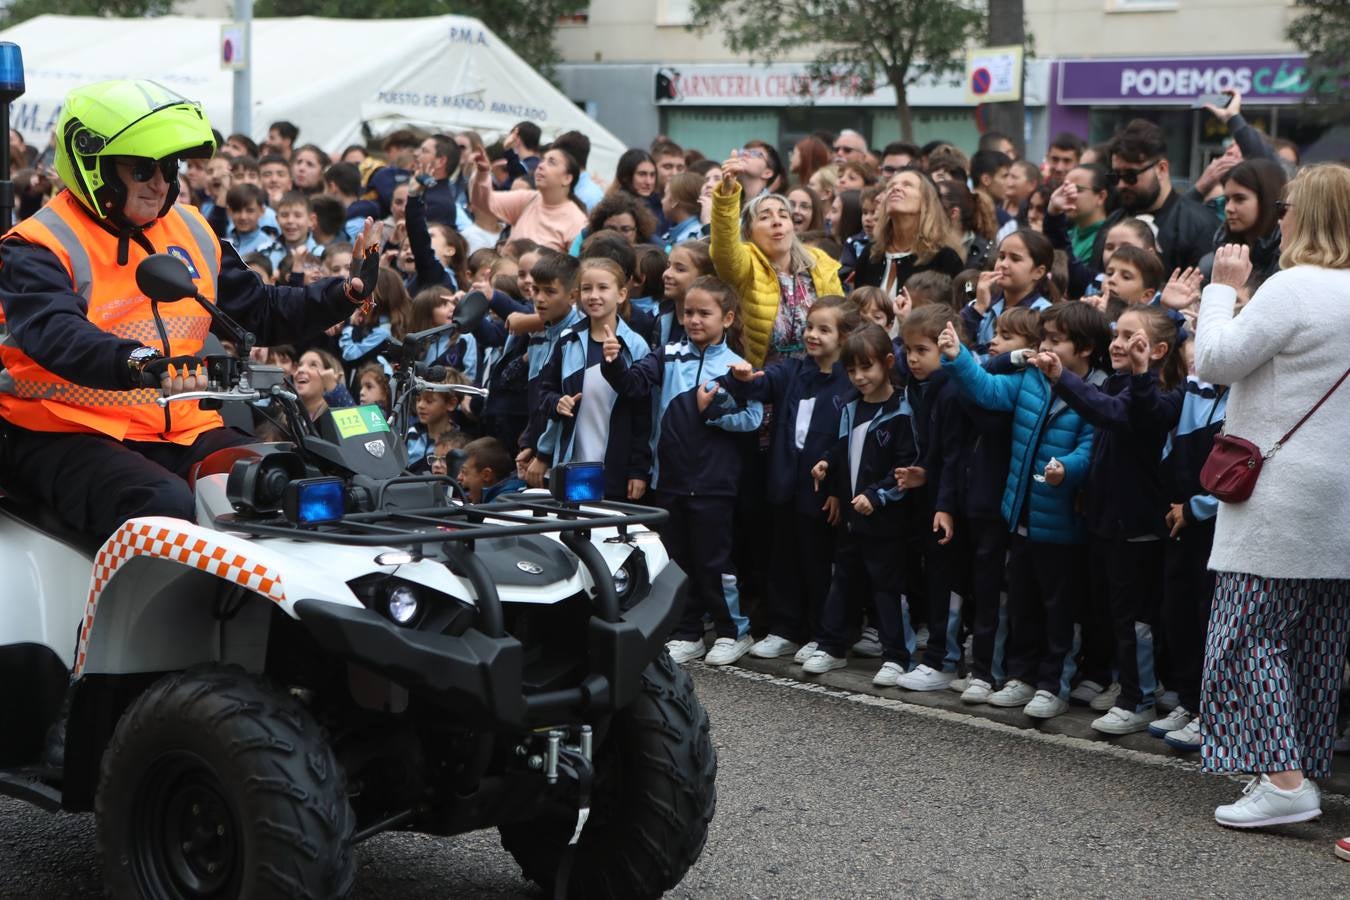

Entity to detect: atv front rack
[215,488,668,635]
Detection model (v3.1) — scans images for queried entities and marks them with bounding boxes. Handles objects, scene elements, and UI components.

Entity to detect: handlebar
[412,379,488,398]
[156,389,266,407]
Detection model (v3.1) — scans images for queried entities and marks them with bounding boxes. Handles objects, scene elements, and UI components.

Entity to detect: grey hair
[739,191,817,275]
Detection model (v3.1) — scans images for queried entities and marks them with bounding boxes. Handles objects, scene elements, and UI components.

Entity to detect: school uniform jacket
[525,307,585,458]
[538,319,653,498]
[956,353,1021,521]
[960,288,1053,358]
[820,392,920,537]
[905,368,968,516]
[602,338,763,496]
[1156,376,1227,525]
[1053,369,1182,539]
[723,357,857,515]
[943,346,1098,544]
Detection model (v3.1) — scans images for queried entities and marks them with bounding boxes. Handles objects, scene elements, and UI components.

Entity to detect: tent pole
[232,0,253,139]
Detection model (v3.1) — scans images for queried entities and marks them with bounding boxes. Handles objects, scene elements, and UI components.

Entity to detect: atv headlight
[612,565,631,598]
[386,585,421,625]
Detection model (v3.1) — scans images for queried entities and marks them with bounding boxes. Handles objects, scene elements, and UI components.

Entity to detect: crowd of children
[133,111,1347,757]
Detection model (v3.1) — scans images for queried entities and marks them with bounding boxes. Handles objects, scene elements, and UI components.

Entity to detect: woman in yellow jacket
[711,152,843,367]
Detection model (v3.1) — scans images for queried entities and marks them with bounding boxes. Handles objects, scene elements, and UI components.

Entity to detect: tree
[254,0,573,78]
[1286,0,1350,123]
[689,0,985,142]
[0,0,173,29]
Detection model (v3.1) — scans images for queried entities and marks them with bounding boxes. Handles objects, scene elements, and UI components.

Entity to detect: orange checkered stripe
[6,379,160,407]
[73,521,286,676]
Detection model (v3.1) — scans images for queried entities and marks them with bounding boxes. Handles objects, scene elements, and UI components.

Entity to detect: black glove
[344,242,382,303]
[140,355,206,388]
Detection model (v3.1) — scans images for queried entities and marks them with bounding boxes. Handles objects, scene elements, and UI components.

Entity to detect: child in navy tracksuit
[1148,338,1225,750]
[956,308,1043,702]
[724,297,858,662]
[538,258,652,501]
[804,325,921,684]
[1049,305,1184,735]
[893,306,971,691]
[941,302,1107,720]
[601,276,764,667]
[516,256,584,486]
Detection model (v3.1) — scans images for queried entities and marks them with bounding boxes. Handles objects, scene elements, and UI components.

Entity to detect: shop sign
[1057,55,1311,105]
[654,63,963,107]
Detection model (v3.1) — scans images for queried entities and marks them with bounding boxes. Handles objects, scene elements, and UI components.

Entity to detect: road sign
[221,23,246,71]
[965,45,1022,104]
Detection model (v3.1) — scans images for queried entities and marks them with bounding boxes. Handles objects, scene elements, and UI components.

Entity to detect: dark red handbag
[1201,366,1350,503]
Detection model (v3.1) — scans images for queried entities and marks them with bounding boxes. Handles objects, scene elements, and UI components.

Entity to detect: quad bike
[0,255,716,899]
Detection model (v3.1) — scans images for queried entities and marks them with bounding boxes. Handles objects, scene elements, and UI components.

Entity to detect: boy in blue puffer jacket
[938,301,1110,721]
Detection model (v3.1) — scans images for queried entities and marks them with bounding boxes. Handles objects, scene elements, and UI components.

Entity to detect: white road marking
[695,662,1350,810]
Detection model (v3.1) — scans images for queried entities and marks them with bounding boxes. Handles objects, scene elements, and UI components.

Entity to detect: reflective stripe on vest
[30,205,94,299]
[0,369,160,407]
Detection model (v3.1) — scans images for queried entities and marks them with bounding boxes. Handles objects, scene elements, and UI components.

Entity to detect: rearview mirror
[453,290,491,330]
[136,253,198,303]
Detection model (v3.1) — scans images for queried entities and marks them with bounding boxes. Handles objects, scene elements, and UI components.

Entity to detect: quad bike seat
[0,486,104,558]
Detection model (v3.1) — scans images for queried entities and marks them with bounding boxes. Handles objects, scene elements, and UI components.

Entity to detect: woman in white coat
[1194,163,1350,837]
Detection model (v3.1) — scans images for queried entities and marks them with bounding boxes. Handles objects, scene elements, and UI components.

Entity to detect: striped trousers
[1201,572,1350,779]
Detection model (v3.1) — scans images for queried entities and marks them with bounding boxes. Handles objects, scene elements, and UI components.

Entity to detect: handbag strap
[1268,364,1350,459]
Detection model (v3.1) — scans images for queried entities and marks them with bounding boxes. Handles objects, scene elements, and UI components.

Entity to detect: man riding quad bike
[0,80,716,900]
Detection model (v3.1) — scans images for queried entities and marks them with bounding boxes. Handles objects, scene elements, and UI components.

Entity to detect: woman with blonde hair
[855,169,964,296]
[1193,164,1350,841]
[711,153,843,366]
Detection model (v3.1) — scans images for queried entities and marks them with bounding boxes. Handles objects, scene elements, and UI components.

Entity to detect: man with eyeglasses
[0,80,381,543]
[879,141,920,178]
[1089,119,1215,275]
[833,129,869,171]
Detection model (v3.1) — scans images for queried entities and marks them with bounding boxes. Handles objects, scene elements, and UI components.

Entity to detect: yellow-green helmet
[55,79,217,222]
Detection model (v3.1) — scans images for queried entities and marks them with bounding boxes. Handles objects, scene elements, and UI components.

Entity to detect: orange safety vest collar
[0,191,225,444]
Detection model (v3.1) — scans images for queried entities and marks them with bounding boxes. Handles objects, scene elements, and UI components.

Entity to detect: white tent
[0,14,627,178]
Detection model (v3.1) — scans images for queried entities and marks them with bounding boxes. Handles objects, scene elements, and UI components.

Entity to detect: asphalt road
[1,664,1347,898]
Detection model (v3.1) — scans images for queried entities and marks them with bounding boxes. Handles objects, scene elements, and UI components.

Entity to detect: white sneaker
[1215,775,1321,829]
[961,678,994,704]
[749,634,800,659]
[665,639,706,664]
[802,650,847,674]
[1148,705,1193,737]
[988,679,1036,707]
[1091,706,1153,735]
[872,661,905,687]
[1157,689,1180,712]
[1023,690,1069,719]
[705,635,753,666]
[949,675,971,693]
[1069,679,1106,705]
[793,641,819,664]
[1164,718,1203,752]
[897,664,956,692]
[852,627,882,658]
[1089,682,1122,711]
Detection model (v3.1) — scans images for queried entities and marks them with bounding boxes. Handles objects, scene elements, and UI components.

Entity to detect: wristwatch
[127,346,164,377]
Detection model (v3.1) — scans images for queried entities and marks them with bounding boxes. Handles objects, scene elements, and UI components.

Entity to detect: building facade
[556,0,1334,177]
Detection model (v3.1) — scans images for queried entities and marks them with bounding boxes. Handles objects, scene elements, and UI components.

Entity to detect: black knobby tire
[500,652,717,899]
[96,666,356,900]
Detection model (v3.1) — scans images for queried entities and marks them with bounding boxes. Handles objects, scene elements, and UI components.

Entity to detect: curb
[724,653,1350,797]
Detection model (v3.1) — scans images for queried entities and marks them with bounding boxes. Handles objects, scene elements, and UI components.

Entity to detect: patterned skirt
[1201,572,1350,779]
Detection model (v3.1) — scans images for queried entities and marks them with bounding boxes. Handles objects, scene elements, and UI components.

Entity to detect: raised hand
[718,150,745,194]
[937,320,961,360]
[1048,180,1078,216]
[1159,267,1204,310]
[974,270,1000,313]
[1204,90,1240,123]
[1127,332,1152,375]
[556,392,583,417]
[602,325,622,363]
[893,287,913,322]
[1211,243,1253,290]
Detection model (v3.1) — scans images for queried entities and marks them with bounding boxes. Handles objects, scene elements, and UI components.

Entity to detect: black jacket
[1090,189,1215,276]
[853,245,965,294]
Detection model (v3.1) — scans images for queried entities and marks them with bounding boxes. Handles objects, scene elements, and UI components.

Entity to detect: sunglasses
[1106,157,1161,187]
[118,156,180,183]
[1275,199,1292,218]
[880,164,902,175]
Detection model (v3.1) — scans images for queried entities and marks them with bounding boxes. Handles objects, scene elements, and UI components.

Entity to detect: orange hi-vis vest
[0,191,224,444]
